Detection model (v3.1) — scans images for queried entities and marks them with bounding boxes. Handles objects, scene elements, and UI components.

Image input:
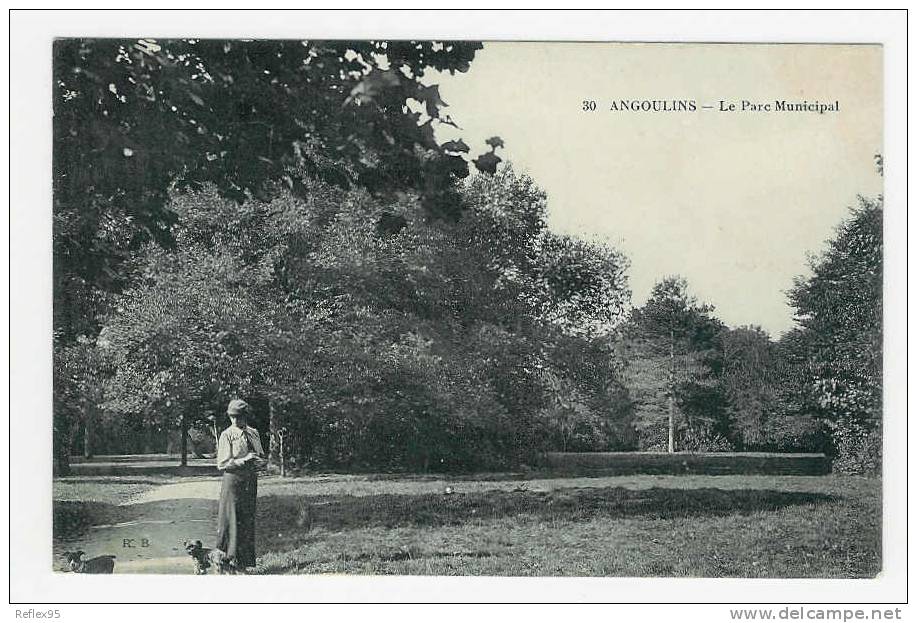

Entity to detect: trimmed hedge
[543,451,830,476]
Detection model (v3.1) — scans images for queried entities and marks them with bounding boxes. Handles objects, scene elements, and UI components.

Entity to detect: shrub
[680,429,734,453]
[831,416,881,475]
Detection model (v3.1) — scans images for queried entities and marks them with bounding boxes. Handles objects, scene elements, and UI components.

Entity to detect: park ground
[53,471,881,577]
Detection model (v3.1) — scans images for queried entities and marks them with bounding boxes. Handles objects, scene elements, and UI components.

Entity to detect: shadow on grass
[339,549,497,563]
[258,485,838,537]
[54,501,124,541]
[53,498,218,542]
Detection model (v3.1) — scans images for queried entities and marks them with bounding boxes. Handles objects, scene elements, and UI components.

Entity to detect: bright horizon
[433,42,883,337]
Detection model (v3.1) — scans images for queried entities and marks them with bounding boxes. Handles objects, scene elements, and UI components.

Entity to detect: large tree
[624,277,725,452]
[718,325,795,450]
[53,38,499,473]
[97,167,634,472]
[54,38,494,341]
[786,195,883,473]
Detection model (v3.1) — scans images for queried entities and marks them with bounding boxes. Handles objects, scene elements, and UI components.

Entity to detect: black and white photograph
[8,8,909,611]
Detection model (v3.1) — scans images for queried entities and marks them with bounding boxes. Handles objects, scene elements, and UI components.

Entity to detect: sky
[432,42,883,337]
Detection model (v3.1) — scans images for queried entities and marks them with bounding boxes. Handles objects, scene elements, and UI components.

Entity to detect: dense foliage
[53,37,498,473]
[95,168,633,471]
[54,38,491,339]
[621,241,882,465]
[784,197,883,473]
[53,38,883,475]
[622,277,727,452]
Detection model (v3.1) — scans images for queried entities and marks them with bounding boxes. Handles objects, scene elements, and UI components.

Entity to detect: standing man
[215,398,265,572]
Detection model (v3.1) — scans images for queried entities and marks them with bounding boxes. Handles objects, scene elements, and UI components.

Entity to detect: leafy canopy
[54,38,501,340]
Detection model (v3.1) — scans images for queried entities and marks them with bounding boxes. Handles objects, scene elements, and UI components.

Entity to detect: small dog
[63,551,116,574]
[207,547,238,575]
[184,540,213,575]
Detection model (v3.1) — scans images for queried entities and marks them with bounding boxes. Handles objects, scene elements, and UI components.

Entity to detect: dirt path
[125,478,222,505]
[57,478,223,574]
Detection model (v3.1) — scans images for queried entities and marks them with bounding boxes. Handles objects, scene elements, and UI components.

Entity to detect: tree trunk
[268,399,279,469]
[142,421,152,454]
[180,413,189,467]
[668,328,675,454]
[83,405,95,459]
[211,419,219,452]
[53,424,71,476]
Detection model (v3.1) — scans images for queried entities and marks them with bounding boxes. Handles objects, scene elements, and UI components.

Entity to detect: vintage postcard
[9,8,907,610]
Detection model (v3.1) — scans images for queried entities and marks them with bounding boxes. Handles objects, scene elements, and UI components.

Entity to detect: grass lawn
[253,473,880,578]
[53,475,172,542]
[52,472,880,578]
[54,475,172,505]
